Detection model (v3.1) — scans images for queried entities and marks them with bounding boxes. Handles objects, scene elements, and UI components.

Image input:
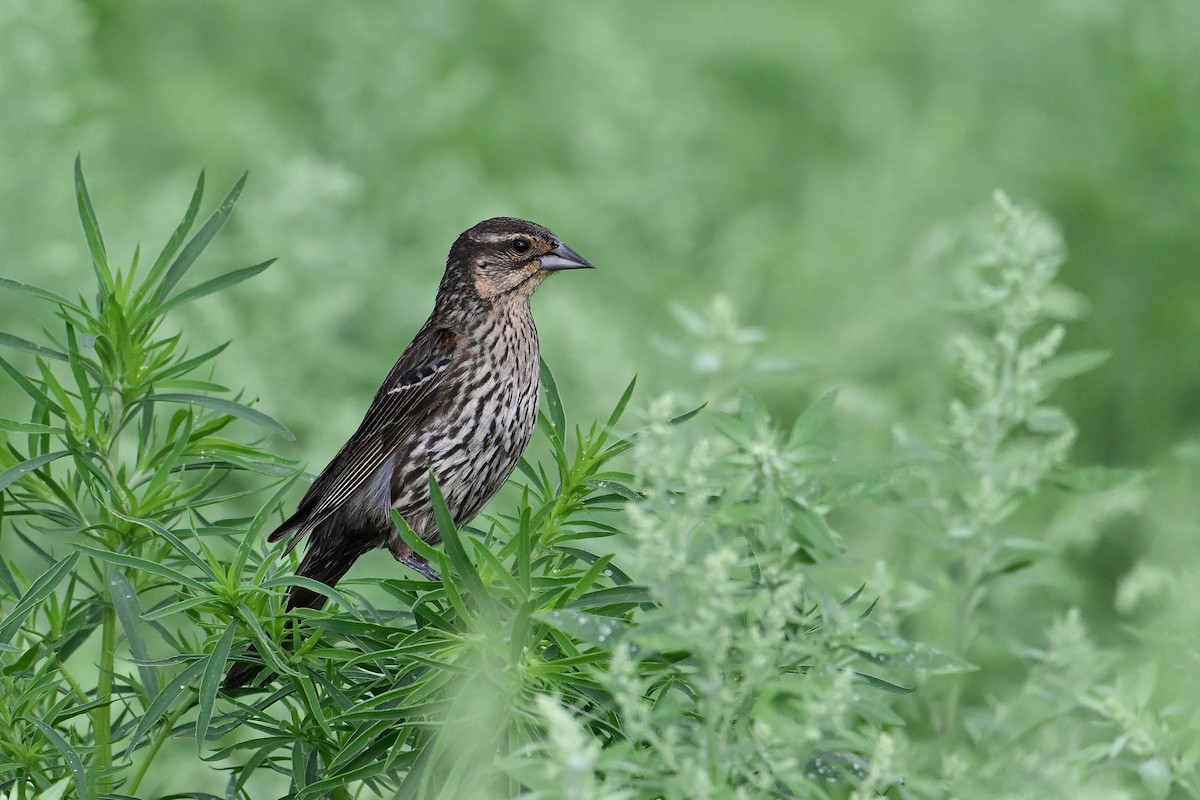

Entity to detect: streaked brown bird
[223,217,593,689]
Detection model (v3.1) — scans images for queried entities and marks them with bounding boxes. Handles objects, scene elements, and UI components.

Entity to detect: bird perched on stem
[223,217,594,690]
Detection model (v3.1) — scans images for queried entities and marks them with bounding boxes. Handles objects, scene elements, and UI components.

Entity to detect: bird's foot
[387,533,442,581]
[400,554,442,582]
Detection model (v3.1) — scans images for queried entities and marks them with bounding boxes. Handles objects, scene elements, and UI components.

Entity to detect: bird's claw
[401,555,441,582]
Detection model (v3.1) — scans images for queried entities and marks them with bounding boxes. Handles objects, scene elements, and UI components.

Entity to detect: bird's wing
[267,326,459,547]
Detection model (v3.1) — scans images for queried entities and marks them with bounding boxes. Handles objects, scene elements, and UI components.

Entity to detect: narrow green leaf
[74,155,112,294]
[538,417,568,486]
[566,584,653,609]
[553,545,632,584]
[1052,465,1144,494]
[142,412,193,501]
[515,457,546,493]
[569,558,618,607]
[157,259,276,315]
[143,171,206,295]
[108,570,160,697]
[468,538,524,599]
[852,672,914,693]
[234,469,303,574]
[293,736,312,792]
[1036,350,1109,381]
[0,418,57,434]
[0,331,68,361]
[539,358,566,442]
[235,604,299,678]
[35,359,80,427]
[64,326,94,428]
[1026,406,1073,434]
[513,502,534,590]
[122,242,141,291]
[326,719,397,772]
[429,475,497,624]
[233,742,286,795]
[30,777,72,800]
[536,608,627,651]
[108,294,138,378]
[107,508,217,581]
[73,544,207,592]
[989,558,1035,577]
[604,375,637,431]
[842,585,866,606]
[295,670,335,741]
[25,718,92,800]
[125,657,206,758]
[156,379,231,393]
[259,575,357,613]
[0,539,20,596]
[0,552,79,645]
[153,172,248,306]
[148,392,294,440]
[0,278,82,311]
[790,388,838,446]
[0,356,59,412]
[296,761,389,799]
[51,699,109,725]
[196,621,238,749]
[391,509,441,564]
[668,402,706,427]
[140,595,213,621]
[581,478,641,502]
[145,341,231,388]
[0,450,70,494]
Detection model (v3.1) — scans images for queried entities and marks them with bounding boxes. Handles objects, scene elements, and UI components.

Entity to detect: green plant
[894,191,1101,730]
[0,162,720,799]
[212,371,656,798]
[885,194,1198,799]
[0,160,294,799]
[4,165,1194,800]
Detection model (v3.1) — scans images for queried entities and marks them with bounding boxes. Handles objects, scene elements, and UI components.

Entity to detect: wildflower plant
[885,194,1198,799]
[510,389,951,798]
[908,194,1112,690]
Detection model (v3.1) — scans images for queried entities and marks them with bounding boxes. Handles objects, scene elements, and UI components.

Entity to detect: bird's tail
[222,527,375,691]
[283,529,374,613]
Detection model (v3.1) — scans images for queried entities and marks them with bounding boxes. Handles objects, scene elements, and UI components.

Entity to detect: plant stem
[93,596,117,796]
[54,656,91,705]
[942,550,991,733]
[127,700,194,795]
[92,376,125,794]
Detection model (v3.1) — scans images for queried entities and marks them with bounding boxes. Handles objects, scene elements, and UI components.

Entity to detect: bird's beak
[539,242,595,271]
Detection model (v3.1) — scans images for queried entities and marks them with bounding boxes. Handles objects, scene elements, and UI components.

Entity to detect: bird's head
[445,217,594,301]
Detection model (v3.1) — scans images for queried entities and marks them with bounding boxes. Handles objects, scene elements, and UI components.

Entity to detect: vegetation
[1,2,1198,797]
[1,163,1194,798]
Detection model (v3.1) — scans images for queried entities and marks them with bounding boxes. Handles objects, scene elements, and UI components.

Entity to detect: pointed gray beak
[539,242,596,271]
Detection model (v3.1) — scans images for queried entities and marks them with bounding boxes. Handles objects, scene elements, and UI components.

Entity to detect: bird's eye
[511,237,531,253]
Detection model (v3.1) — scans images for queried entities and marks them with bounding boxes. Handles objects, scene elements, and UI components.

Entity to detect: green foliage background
[1,1,1198,797]
[4,0,1198,464]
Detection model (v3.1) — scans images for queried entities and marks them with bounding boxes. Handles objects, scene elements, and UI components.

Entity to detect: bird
[223,217,594,690]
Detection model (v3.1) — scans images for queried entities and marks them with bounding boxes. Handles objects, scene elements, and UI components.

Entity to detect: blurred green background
[3,2,1199,794]
[3,0,1198,475]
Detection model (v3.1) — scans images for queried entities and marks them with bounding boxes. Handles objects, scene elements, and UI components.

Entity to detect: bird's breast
[391,306,541,532]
